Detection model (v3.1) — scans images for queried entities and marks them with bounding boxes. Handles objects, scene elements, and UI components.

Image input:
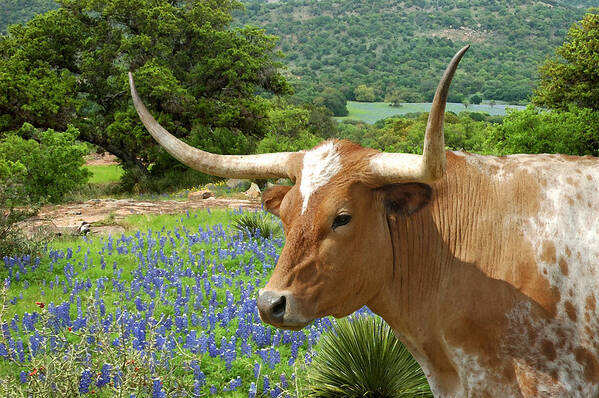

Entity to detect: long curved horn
[129,73,296,179]
[369,45,470,184]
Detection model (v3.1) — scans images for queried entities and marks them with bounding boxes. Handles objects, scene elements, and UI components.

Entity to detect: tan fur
[261,141,599,397]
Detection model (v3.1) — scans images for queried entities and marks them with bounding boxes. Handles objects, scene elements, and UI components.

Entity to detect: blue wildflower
[249,382,257,398]
[79,369,93,394]
[152,379,166,398]
[97,364,111,387]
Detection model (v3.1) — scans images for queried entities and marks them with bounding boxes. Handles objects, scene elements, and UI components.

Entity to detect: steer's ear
[377,183,432,216]
[262,185,292,218]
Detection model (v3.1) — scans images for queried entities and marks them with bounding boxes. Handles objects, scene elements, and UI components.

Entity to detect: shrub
[0,161,44,259]
[120,167,213,194]
[306,315,432,397]
[233,212,282,239]
[483,105,599,156]
[0,124,90,203]
[256,131,322,153]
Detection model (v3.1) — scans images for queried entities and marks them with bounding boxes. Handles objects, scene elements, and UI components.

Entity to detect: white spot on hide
[300,142,342,214]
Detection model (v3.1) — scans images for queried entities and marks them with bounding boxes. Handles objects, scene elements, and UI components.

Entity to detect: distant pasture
[337,101,526,124]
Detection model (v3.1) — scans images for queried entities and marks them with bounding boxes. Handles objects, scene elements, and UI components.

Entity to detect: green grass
[1,208,318,396]
[337,101,527,124]
[84,164,124,184]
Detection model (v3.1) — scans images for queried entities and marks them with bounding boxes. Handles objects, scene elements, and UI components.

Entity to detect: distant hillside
[0,0,58,33]
[236,0,591,103]
[2,0,593,105]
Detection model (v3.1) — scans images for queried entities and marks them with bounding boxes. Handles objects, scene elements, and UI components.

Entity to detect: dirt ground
[21,197,262,237]
[18,153,262,237]
[84,152,119,166]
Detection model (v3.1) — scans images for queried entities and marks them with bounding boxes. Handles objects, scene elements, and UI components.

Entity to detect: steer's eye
[332,214,352,230]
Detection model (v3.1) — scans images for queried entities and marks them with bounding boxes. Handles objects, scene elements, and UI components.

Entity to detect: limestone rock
[244,183,261,199]
[188,190,215,200]
[226,178,251,190]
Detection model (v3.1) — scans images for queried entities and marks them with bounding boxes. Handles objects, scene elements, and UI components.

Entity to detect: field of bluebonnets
[0,208,369,396]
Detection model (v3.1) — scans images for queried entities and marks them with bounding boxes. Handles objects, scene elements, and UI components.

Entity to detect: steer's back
[443,151,599,396]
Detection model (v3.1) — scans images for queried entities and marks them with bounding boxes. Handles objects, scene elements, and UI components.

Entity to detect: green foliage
[304,104,338,138]
[256,101,331,152]
[238,0,589,104]
[0,0,58,33]
[354,84,376,102]
[314,87,348,116]
[483,106,599,156]
[470,94,483,105]
[385,89,403,107]
[257,131,322,153]
[119,167,213,195]
[337,112,490,154]
[534,8,599,111]
[0,0,291,185]
[0,167,42,259]
[268,105,310,137]
[306,315,431,397]
[233,211,282,239]
[0,124,89,203]
[0,287,197,396]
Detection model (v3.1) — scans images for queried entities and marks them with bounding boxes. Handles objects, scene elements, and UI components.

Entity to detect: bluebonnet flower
[79,369,93,394]
[97,364,111,387]
[16,339,25,362]
[249,382,257,398]
[270,386,282,397]
[225,376,242,391]
[193,380,202,396]
[114,371,123,388]
[209,385,217,395]
[253,362,261,378]
[152,379,166,398]
[29,331,42,357]
[223,346,236,370]
[19,370,27,384]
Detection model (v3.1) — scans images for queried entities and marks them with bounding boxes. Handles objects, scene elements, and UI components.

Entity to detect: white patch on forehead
[300,142,342,214]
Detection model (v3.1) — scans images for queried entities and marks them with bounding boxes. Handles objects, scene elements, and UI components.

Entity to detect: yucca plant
[306,316,432,397]
[233,212,282,239]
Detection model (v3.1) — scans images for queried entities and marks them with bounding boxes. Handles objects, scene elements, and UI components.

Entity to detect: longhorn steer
[129,46,599,396]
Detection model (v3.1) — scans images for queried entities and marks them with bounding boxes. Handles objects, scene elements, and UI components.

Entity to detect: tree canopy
[237,0,589,104]
[0,0,58,33]
[0,0,291,179]
[534,8,599,111]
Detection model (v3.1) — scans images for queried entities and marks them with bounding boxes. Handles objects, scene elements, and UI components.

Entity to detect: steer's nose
[257,290,287,324]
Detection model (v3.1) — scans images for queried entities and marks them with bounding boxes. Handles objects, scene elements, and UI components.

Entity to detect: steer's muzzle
[257,290,310,330]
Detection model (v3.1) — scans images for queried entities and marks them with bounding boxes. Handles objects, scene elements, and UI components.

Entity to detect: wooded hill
[1,1,594,105]
[236,0,593,104]
[0,0,57,33]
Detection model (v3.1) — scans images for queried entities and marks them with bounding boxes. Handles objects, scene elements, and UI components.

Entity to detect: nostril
[272,296,286,319]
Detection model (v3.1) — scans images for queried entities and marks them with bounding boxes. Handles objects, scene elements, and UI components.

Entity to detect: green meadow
[337,101,526,124]
[83,165,124,184]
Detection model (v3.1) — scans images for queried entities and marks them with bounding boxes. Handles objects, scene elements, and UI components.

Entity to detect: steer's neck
[367,151,559,397]
[369,154,512,396]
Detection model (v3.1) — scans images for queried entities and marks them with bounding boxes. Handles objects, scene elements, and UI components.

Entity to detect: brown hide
[262,143,599,397]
